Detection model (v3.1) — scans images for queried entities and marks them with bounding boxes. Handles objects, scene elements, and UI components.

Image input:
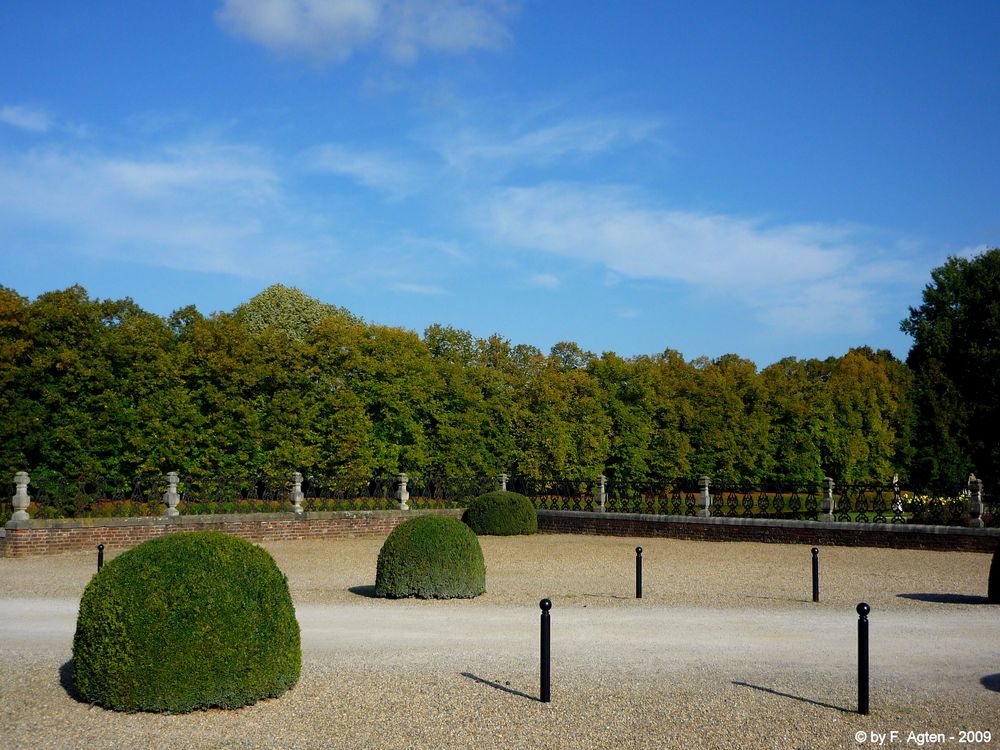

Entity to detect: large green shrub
[989,541,1000,604]
[375,515,486,599]
[72,531,301,713]
[463,491,538,536]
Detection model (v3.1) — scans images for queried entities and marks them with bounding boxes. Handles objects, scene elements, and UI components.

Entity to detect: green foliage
[989,542,1000,604]
[375,516,486,598]
[901,248,1000,488]
[233,284,359,340]
[463,491,538,535]
[1,282,930,487]
[72,531,300,713]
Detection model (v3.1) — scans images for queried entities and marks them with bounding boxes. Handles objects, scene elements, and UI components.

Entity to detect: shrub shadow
[59,660,87,704]
[460,672,538,702]
[897,593,992,605]
[981,674,1000,692]
[732,681,852,713]
[347,585,379,598]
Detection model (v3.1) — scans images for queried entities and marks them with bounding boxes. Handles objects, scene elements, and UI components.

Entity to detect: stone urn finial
[163,472,180,517]
[11,472,31,522]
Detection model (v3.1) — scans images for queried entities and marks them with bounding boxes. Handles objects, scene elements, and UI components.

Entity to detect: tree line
[1,249,996,489]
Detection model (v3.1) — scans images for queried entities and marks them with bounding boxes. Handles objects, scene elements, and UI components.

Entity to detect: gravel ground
[1,534,997,749]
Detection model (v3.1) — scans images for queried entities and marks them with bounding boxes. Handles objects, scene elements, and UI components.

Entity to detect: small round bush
[73,531,301,713]
[375,515,486,599]
[989,541,1000,604]
[463,491,538,536]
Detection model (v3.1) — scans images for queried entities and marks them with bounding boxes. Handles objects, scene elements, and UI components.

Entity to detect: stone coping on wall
[537,510,1000,552]
[1,509,463,557]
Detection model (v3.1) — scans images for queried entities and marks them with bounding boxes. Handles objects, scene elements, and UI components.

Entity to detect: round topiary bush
[72,531,301,713]
[375,515,486,599]
[989,540,1000,604]
[463,491,538,536]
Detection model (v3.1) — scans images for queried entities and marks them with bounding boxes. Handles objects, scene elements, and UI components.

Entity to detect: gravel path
[1,534,997,749]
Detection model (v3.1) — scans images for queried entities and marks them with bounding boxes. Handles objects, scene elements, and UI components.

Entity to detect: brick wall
[538,510,1000,553]
[6,508,996,557]
[0,509,464,557]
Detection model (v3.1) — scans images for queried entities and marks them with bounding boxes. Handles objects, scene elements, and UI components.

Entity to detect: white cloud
[391,281,446,294]
[529,272,559,289]
[432,116,663,177]
[304,143,422,197]
[481,182,894,335]
[216,0,517,64]
[956,243,991,260]
[0,142,320,278]
[0,105,51,133]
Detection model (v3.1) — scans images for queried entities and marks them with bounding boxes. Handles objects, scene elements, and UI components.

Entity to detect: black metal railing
[3,472,996,528]
[507,477,596,512]
[176,475,293,515]
[712,481,823,520]
[404,476,494,510]
[605,478,701,515]
[17,475,167,519]
[297,476,394,512]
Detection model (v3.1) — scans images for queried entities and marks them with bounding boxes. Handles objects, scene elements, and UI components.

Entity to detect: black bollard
[635,546,643,599]
[540,598,551,703]
[857,602,870,715]
[97,543,105,572]
[811,547,819,602]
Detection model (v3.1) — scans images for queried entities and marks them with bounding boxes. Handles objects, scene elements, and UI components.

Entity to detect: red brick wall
[538,510,1000,553]
[0,509,464,557]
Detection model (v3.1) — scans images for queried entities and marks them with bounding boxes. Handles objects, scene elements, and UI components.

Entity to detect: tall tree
[901,248,1000,487]
[233,284,359,340]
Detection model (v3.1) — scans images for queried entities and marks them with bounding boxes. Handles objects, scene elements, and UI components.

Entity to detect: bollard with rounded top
[857,602,870,715]
[97,543,105,571]
[635,547,643,599]
[811,547,819,602]
[539,598,551,703]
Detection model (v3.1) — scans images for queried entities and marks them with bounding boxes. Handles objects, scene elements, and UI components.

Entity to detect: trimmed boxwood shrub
[463,491,538,536]
[72,531,301,713]
[989,541,1000,603]
[375,515,486,599]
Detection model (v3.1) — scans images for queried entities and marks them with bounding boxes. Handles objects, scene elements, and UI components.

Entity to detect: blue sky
[1,1,997,366]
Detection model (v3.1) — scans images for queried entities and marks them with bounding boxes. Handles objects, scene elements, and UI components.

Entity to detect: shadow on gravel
[59,660,85,704]
[460,672,537,702]
[732,681,852,713]
[897,593,992,605]
[347,585,379,598]
[981,674,1000,692]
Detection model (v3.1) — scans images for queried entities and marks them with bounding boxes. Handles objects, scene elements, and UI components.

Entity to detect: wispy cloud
[481,182,899,335]
[304,143,423,197]
[391,281,446,295]
[431,115,663,177]
[956,243,991,260]
[0,104,52,133]
[216,0,518,64]
[528,272,559,289]
[0,141,321,278]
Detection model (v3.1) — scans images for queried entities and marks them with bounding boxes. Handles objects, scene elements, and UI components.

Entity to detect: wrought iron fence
[176,475,293,515]
[297,476,394,512]
[3,472,996,528]
[14,475,167,519]
[985,491,999,527]
[604,478,702,515]
[404,476,495,510]
[711,481,823,520]
[507,477,596,512]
